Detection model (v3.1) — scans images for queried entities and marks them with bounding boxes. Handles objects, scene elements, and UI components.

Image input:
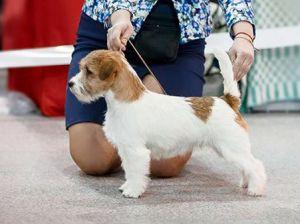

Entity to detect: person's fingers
[232,52,244,80]
[120,38,127,51]
[108,35,114,50]
[121,36,128,47]
[120,44,126,51]
[121,24,133,44]
[228,48,238,79]
[112,37,121,51]
[109,28,122,51]
[228,48,237,63]
[108,33,120,51]
[121,38,127,45]
[234,52,247,80]
[237,61,249,80]
[120,25,133,51]
[107,27,114,50]
[239,51,254,80]
[237,65,251,80]
[107,38,112,50]
[237,57,253,80]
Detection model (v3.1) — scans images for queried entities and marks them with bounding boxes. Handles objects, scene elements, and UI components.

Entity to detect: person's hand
[107,10,133,52]
[229,37,255,81]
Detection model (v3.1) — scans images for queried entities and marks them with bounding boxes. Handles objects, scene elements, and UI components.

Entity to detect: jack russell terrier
[69,49,267,198]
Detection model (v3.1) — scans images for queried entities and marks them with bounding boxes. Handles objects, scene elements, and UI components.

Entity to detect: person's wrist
[234,35,257,52]
[232,21,255,39]
[234,32,254,42]
[111,10,131,26]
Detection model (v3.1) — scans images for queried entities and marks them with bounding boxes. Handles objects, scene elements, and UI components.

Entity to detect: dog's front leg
[118,146,151,198]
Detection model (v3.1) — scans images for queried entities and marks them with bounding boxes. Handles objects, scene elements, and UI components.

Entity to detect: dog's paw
[247,161,267,197]
[247,189,264,197]
[122,185,145,198]
[122,188,144,198]
[247,184,265,197]
[239,178,248,189]
[247,179,266,197]
[120,181,147,198]
[119,181,128,192]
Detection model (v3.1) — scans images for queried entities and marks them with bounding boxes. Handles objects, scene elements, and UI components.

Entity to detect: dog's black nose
[68,81,74,88]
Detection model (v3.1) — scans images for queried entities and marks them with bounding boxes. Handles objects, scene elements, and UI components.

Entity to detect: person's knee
[69,144,113,176]
[151,162,183,178]
[150,151,192,178]
[68,123,121,176]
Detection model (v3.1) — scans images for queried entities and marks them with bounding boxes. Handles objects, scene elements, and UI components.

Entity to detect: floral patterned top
[82,0,254,44]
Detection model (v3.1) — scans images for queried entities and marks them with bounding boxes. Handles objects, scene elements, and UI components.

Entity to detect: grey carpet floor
[0,113,300,224]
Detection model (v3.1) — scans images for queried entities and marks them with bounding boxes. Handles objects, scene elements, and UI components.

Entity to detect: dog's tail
[213,49,240,112]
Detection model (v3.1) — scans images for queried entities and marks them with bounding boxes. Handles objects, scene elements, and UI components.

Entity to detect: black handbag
[127,0,180,64]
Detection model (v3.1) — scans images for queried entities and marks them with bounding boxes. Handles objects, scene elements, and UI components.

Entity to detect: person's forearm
[111,10,131,26]
[232,21,254,40]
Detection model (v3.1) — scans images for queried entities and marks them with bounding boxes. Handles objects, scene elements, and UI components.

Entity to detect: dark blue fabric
[65,12,206,129]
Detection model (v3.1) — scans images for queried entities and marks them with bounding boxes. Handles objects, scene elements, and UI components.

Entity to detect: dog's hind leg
[118,146,151,198]
[213,137,267,196]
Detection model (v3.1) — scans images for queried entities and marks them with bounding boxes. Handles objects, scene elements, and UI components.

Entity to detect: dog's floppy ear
[98,56,120,81]
[99,59,115,80]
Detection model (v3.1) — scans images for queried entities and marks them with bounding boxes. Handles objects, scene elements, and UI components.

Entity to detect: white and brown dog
[69,49,267,198]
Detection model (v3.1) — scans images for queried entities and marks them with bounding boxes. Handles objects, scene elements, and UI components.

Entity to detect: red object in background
[2,0,83,116]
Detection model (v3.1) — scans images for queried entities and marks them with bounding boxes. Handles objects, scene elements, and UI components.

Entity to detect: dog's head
[68,50,123,103]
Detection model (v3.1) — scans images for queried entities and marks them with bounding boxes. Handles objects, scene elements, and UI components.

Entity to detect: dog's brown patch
[221,94,240,112]
[235,112,249,131]
[186,97,214,122]
[220,94,248,131]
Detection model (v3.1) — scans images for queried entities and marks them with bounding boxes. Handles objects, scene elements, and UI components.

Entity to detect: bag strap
[128,40,167,95]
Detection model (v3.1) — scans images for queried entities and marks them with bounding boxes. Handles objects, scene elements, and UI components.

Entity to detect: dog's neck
[105,59,146,105]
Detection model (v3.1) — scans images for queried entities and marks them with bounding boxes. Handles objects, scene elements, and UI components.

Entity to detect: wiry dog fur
[69,49,267,198]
